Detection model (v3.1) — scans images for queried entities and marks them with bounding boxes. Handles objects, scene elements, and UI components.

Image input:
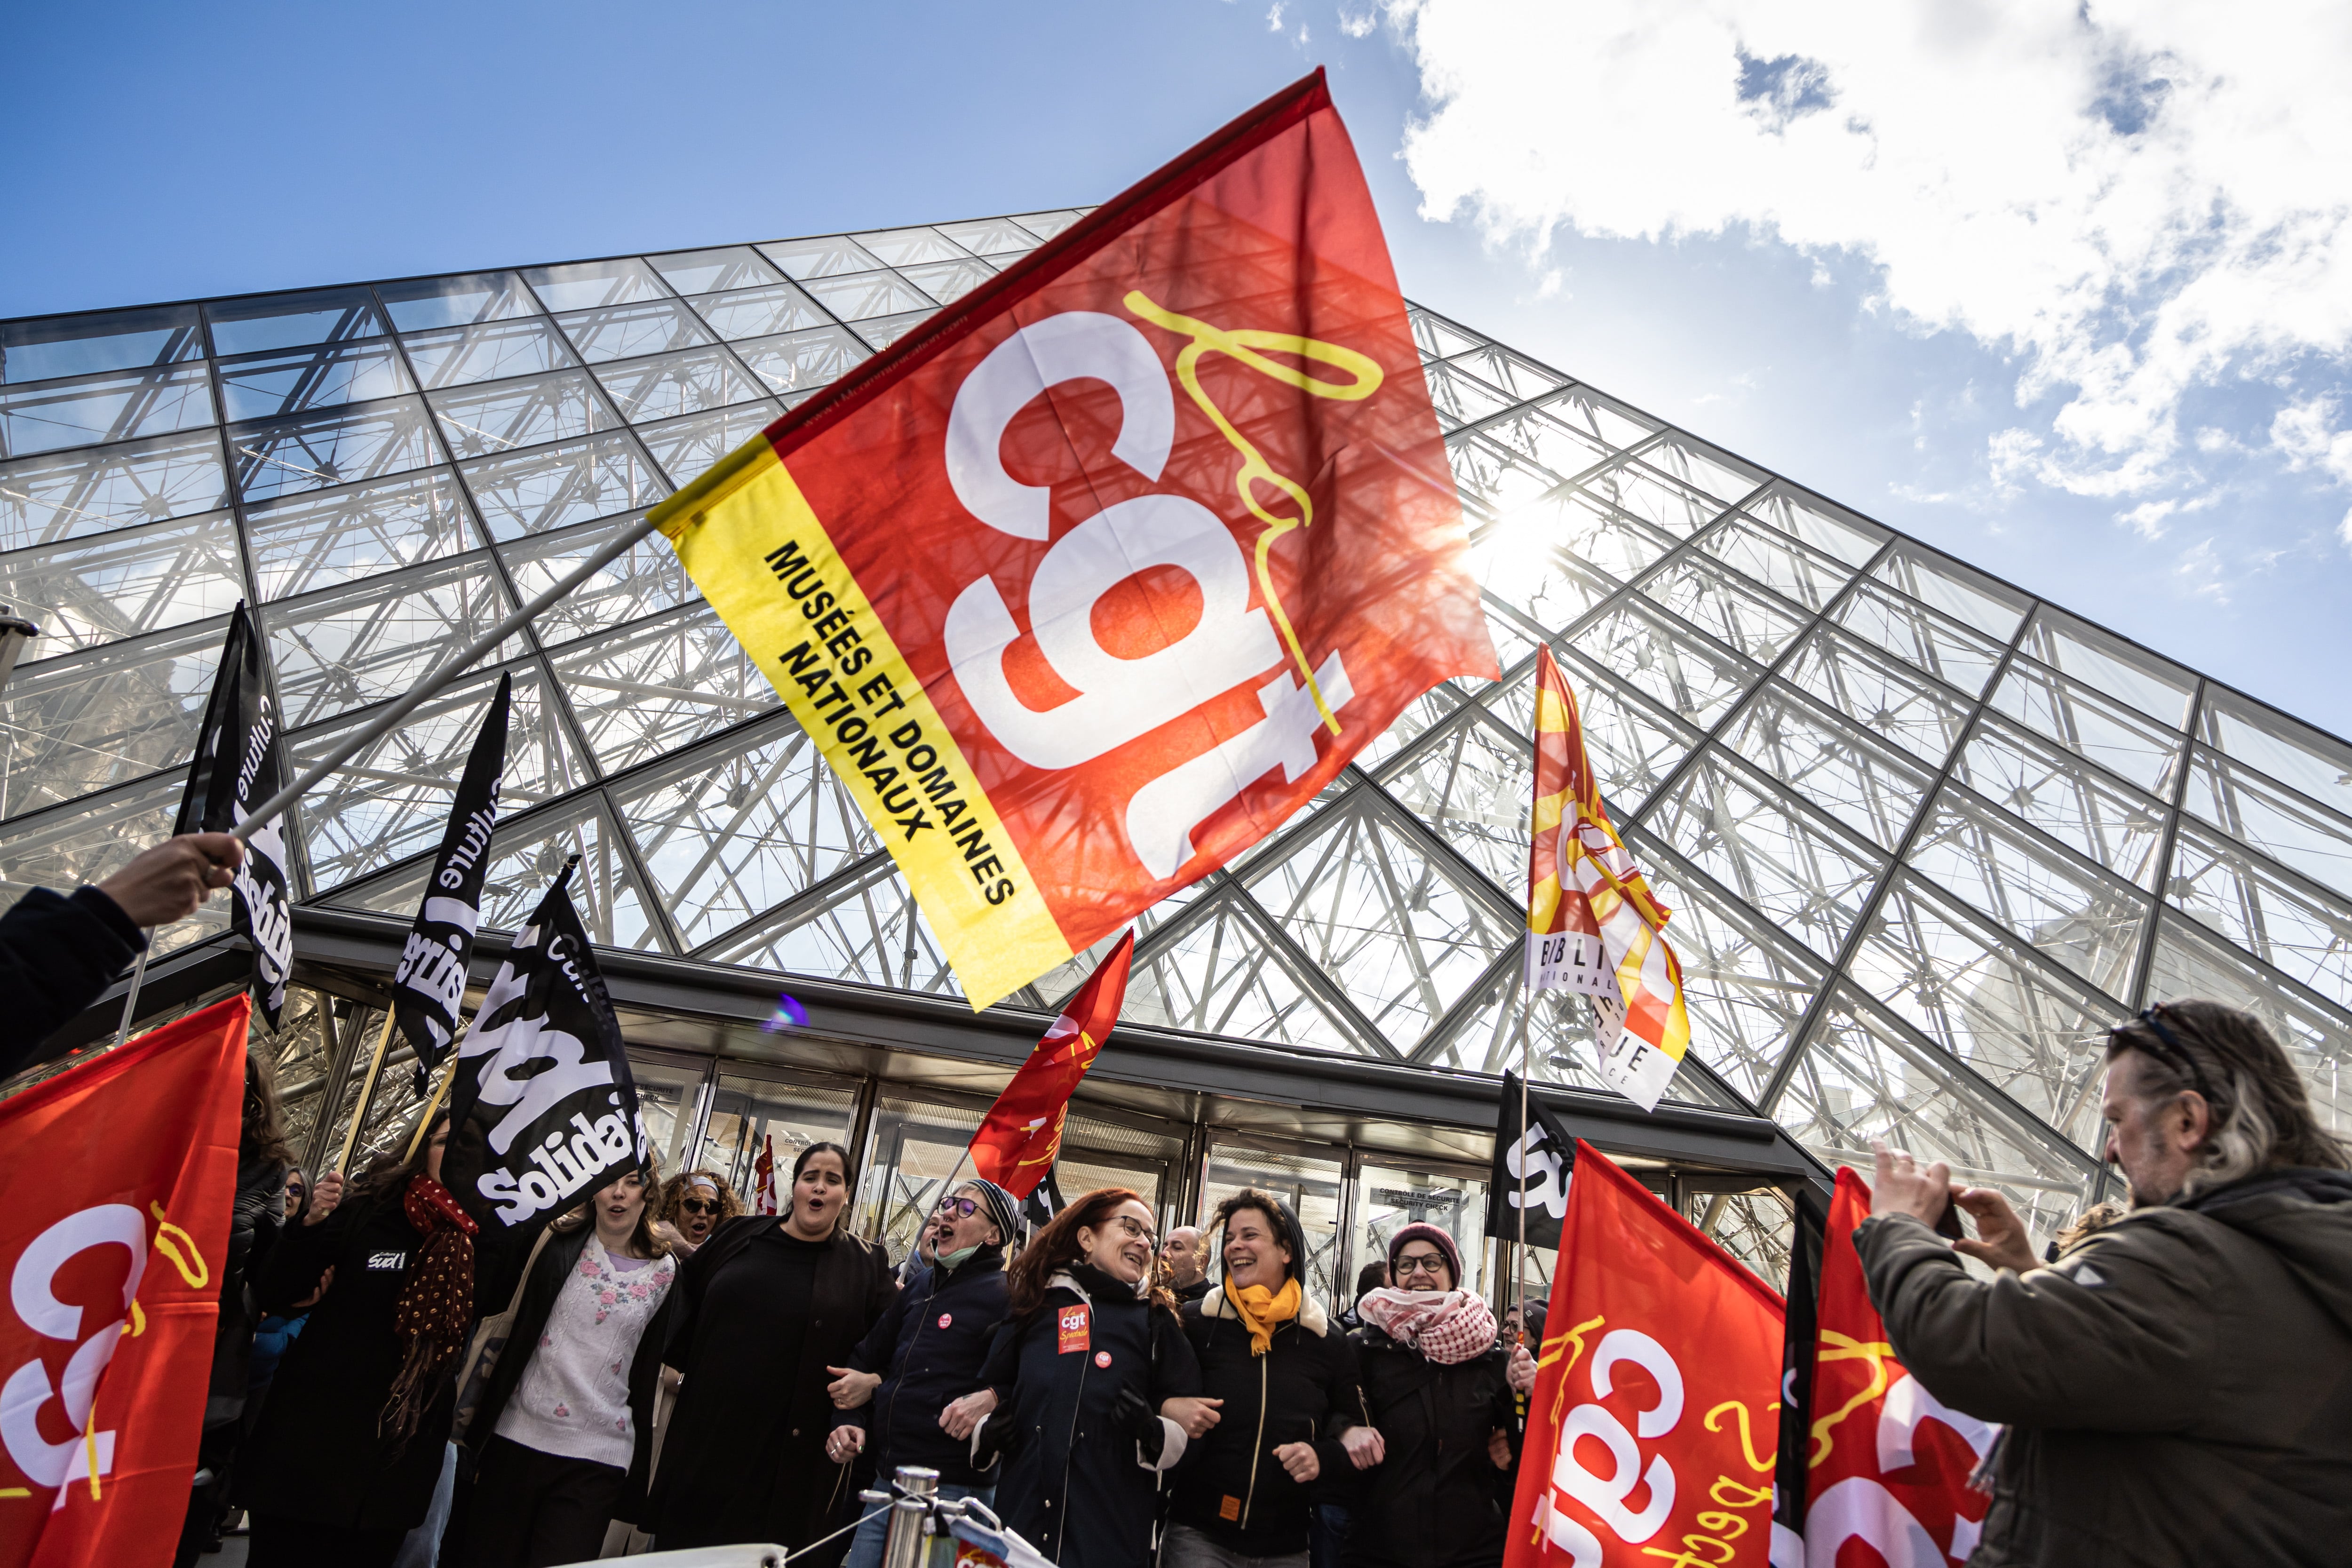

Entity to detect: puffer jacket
[1342,1325,1518,1568]
[1856,1167,2352,1568]
[834,1241,1008,1485]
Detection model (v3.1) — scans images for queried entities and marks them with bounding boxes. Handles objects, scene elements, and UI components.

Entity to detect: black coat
[1341,1329,1519,1568]
[205,1154,287,1425]
[0,885,142,1077]
[236,1188,462,1531]
[1172,1287,1365,1555]
[834,1242,1007,1486]
[976,1266,1201,1568]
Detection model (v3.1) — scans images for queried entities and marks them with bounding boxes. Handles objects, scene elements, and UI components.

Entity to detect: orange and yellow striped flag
[1524,646,1692,1109]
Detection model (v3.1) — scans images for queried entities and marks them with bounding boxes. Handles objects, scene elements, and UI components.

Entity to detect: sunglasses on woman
[934,1196,981,1218]
[680,1198,720,1216]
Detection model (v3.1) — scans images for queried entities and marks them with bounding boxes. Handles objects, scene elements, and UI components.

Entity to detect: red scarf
[381,1174,478,1443]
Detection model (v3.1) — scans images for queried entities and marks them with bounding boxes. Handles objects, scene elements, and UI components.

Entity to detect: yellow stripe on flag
[654,441,1070,1009]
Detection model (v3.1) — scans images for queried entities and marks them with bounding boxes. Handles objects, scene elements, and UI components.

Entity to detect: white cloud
[1267,1,1285,31]
[1389,0,2352,499]
[2273,396,2352,485]
[1339,7,1378,38]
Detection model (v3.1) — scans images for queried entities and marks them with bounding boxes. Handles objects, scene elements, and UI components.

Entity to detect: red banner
[1799,1168,1994,1566]
[967,931,1134,1199]
[0,995,249,1568]
[655,69,1497,1007]
[1508,1143,1784,1568]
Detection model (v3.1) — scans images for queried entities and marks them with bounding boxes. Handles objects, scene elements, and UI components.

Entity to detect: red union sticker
[1057,1304,1090,1355]
[938,1313,953,1329]
[1094,1350,1113,1369]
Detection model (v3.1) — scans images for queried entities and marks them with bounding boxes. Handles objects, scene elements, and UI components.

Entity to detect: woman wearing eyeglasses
[1341,1226,1526,1568]
[951,1188,1204,1568]
[655,1170,741,1256]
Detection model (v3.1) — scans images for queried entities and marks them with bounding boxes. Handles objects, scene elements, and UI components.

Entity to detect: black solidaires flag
[390,673,510,1092]
[442,860,646,1238]
[1485,1069,1577,1252]
[177,604,293,1027]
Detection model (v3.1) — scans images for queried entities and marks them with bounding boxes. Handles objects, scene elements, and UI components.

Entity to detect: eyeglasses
[934,1196,981,1218]
[1107,1215,1157,1247]
[1394,1252,1449,1279]
[680,1198,719,1216]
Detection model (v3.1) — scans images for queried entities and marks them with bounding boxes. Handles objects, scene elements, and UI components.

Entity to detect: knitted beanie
[961,1177,1020,1247]
[1386,1222,1463,1287]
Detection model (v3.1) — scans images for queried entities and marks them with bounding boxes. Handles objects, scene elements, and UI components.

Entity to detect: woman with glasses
[1341,1226,1526,1568]
[645,1142,893,1554]
[655,1170,741,1256]
[950,1188,1204,1568]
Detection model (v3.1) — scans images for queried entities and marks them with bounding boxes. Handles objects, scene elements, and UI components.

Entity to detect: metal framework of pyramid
[4,209,2347,1264]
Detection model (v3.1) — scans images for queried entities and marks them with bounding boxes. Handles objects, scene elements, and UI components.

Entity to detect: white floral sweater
[495,1237,677,1468]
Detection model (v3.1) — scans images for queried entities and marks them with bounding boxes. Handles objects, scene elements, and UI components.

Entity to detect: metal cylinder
[881,1466,941,1568]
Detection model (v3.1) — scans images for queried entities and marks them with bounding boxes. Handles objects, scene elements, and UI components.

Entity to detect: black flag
[390,673,510,1092]
[442,861,645,1237]
[1021,1162,1065,1233]
[1485,1069,1575,1252]
[177,604,293,1027]
[1770,1180,1832,1565]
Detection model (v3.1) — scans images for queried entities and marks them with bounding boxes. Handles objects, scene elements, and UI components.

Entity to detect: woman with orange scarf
[1166,1191,1376,1568]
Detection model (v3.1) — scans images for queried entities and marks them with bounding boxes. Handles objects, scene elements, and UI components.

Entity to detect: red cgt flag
[1509,1142,1784,1568]
[654,69,1497,1009]
[1796,1168,1995,1566]
[0,995,249,1568]
[966,931,1134,1199]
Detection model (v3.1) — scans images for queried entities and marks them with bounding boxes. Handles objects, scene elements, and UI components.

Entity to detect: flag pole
[404,1048,461,1162]
[229,514,661,843]
[1516,983,1530,1327]
[335,1006,400,1176]
[110,944,155,1049]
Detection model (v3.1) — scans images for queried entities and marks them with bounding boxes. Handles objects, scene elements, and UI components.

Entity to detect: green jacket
[1854,1168,2352,1568]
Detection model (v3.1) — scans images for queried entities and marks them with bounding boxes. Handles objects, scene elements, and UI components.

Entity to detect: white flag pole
[110,944,155,1049]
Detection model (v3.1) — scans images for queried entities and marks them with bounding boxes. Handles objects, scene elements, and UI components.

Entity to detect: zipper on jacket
[1240,1341,1268,1529]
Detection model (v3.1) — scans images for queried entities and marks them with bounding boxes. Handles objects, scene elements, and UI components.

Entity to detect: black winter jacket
[1172,1286,1365,1555]
[0,885,143,1077]
[204,1154,287,1425]
[1857,1167,2352,1568]
[976,1265,1202,1568]
[1342,1328,1519,1568]
[834,1242,1007,1485]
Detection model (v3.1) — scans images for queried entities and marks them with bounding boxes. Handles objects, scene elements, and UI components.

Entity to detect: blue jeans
[844,1480,994,1568]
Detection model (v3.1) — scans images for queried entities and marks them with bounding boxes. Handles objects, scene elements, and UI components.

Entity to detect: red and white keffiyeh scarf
[1358,1287,1497,1365]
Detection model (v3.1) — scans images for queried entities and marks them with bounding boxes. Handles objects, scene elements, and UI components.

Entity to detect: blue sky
[9,0,2348,739]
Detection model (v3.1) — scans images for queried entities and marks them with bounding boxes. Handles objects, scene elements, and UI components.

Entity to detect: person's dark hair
[349,1109,453,1210]
[1353,1260,1388,1304]
[659,1168,744,1229]
[791,1140,852,1185]
[2105,999,2348,1197]
[1009,1187,1166,1319]
[241,1048,293,1168]
[1211,1189,1297,1282]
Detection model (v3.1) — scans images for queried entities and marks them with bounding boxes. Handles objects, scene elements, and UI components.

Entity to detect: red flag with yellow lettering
[654,70,1496,1009]
[0,995,248,1568]
[1507,1142,1784,1568]
[967,931,1134,1199]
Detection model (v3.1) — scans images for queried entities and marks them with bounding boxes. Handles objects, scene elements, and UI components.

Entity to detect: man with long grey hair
[1859,997,2352,1567]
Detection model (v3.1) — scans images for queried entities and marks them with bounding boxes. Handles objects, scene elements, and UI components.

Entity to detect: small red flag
[966,931,1135,1199]
[0,995,249,1568]
[753,1134,779,1217]
[1507,1142,1784,1568]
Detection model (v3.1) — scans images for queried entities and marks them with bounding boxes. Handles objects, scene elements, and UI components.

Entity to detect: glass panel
[552,301,715,364]
[732,326,872,398]
[376,272,542,332]
[758,235,884,280]
[707,856,957,995]
[1200,1142,1347,1307]
[851,228,970,268]
[1451,430,1573,513]
[1353,1164,1490,1303]
[1698,514,1855,612]
[1629,436,1763,507]
[1441,345,1568,403]
[2017,608,2193,729]
[550,602,776,772]
[293,662,585,893]
[1832,579,2005,697]
[1907,784,2150,995]
[1989,656,2185,797]
[428,367,621,458]
[594,345,766,423]
[1121,892,1368,1056]
[0,362,214,456]
[1781,625,1976,766]
[2,305,204,383]
[2144,913,2352,1138]
[684,281,832,342]
[498,512,697,644]
[2186,747,2352,899]
[1057,1119,1179,1232]
[1422,361,1520,428]
[1952,715,2169,887]
[798,270,936,322]
[246,469,477,600]
[1411,309,1488,360]
[2199,687,2352,821]
[216,339,412,422]
[401,318,578,389]
[231,398,438,501]
[1555,653,1704,811]
[263,554,521,730]
[1581,462,1725,539]
[206,287,386,356]
[2167,822,2352,1013]
[1852,872,2116,1150]
[1869,542,2029,640]
[703,1071,858,1210]
[1642,751,1884,961]
[898,258,996,305]
[1468,526,1619,635]
[628,1056,709,1186]
[0,620,223,815]
[635,403,782,487]
[0,429,230,549]
[0,510,246,656]
[521,258,671,311]
[1744,488,1890,568]
[1009,210,1086,240]
[616,714,879,951]
[850,311,937,351]
[1637,554,1809,663]
[855,1096,994,1258]
[0,772,226,957]
[1378,710,1532,886]
[647,246,785,295]
[1703,1192,1796,1293]
[1571,599,1763,727]
[1723,684,1933,849]
[1775,988,2098,1241]
[460,430,666,540]
[935,218,1040,256]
